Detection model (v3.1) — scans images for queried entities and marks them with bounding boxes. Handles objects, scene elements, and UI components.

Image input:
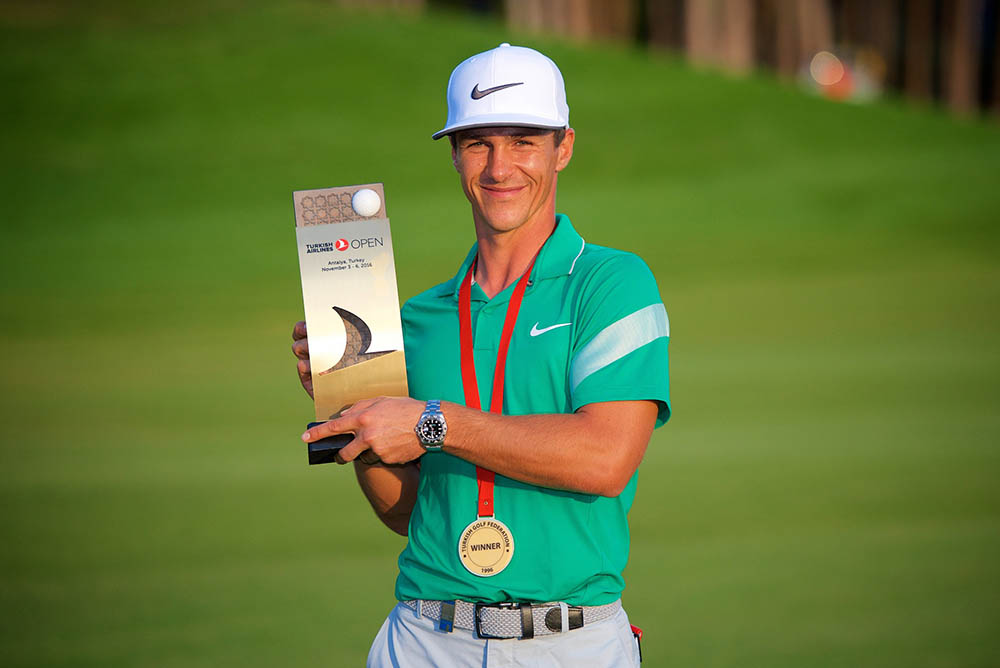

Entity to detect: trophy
[292,183,408,464]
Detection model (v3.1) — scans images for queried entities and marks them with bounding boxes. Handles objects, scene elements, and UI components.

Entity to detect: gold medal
[458,517,515,577]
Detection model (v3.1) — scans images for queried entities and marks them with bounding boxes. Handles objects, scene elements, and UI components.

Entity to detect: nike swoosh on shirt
[530,322,572,337]
[471,82,524,99]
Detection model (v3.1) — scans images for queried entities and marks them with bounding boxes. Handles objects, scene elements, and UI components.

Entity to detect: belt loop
[519,602,534,639]
[415,600,422,618]
[559,602,569,634]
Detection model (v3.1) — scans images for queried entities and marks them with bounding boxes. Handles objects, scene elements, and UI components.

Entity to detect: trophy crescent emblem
[318,306,393,375]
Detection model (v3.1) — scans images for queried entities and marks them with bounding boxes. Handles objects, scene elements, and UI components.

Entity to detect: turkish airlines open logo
[335,238,349,251]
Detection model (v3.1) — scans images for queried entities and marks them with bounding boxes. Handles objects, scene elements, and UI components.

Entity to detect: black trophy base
[306,421,353,465]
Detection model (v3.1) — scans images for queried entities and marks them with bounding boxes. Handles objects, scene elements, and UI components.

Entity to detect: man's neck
[474,216,556,299]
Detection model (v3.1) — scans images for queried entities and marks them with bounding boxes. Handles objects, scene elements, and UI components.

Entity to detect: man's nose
[484,145,514,183]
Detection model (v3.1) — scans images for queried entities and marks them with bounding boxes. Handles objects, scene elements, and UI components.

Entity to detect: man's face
[451,127,575,236]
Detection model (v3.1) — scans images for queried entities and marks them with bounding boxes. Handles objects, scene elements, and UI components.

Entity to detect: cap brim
[432,114,568,140]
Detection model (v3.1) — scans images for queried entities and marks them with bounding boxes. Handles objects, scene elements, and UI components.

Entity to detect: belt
[401,599,621,640]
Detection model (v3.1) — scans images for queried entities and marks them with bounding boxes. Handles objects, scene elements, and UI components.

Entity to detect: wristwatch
[415,399,447,451]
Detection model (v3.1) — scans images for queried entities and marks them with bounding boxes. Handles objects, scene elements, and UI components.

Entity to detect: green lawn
[2,2,999,666]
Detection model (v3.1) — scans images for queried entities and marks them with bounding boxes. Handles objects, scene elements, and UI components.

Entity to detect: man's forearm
[440,400,657,497]
[353,460,420,536]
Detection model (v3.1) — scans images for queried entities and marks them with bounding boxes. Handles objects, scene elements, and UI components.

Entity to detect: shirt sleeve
[569,253,671,427]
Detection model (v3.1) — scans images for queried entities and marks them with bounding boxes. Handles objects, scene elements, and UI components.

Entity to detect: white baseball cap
[432,43,570,140]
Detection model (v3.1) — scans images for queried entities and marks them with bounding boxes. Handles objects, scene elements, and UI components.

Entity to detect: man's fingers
[297,360,313,399]
[336,437,371,464]
[358,450,383,465]
[302,413,362,442]
[342,397,378,415]
[296,358,314,399]
[292,337,310,360]
[292,320,307,341]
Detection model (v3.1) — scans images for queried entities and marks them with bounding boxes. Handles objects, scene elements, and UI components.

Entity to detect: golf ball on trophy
[352,188,381,217]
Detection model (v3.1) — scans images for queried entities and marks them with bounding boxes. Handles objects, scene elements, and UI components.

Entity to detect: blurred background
[380,0,1000,115]
[1,0,998,666]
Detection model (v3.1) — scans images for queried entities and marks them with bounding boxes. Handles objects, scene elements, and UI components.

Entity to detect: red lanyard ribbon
[458,256,536,517]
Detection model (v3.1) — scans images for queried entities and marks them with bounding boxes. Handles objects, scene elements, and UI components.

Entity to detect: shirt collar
[447,214,586,301]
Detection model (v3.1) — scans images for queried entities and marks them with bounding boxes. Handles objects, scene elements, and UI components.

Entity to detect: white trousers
[367,601,641,667]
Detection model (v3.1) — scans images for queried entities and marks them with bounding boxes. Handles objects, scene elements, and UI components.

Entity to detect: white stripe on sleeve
[570,303,669,393]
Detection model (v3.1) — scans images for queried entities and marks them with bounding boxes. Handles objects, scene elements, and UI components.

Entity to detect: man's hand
[291,320,313,399]
[302,396,426,465]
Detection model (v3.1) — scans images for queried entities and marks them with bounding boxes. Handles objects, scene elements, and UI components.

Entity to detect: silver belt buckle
[473,601,524,639]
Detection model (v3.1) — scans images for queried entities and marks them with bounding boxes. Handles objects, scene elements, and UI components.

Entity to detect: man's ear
[555,128,575,172]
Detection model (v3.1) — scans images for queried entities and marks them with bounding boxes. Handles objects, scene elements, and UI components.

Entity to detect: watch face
[419,417,445,443]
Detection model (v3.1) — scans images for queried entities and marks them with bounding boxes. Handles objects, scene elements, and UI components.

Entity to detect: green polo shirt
[396,214,670,606]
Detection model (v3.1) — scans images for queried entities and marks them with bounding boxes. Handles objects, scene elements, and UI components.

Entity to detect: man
[293,43,670,667]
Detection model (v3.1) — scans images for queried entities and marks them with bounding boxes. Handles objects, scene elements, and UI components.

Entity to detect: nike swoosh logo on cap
[530,322,572,337]
[471,82,524,100]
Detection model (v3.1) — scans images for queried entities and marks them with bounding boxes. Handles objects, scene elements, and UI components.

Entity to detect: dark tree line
[339,0,999,116]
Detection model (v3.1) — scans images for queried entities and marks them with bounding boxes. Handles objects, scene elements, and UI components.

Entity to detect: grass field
[2,2,999,666]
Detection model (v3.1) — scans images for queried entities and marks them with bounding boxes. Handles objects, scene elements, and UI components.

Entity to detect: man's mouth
[480,185,526,199]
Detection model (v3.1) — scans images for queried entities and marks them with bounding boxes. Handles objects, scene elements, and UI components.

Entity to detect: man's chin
[476,207,531,234]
